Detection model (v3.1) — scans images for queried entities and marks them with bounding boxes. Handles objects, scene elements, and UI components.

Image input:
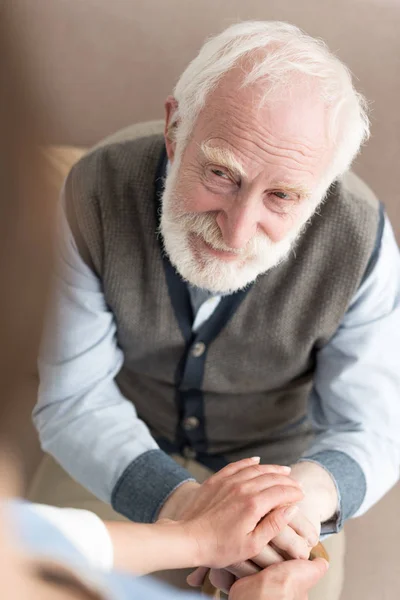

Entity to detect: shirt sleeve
[33,195,193,523]
[26,504,114,571]
[300,214,400,533]
[9,500,205,600]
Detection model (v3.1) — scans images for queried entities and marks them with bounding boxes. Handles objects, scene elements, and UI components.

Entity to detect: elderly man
[33,20,400,600]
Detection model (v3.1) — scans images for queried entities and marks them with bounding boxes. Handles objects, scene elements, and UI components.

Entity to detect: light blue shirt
[34,198,400,528]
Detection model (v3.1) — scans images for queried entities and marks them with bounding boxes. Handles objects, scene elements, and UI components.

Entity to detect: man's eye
[212,169,229,179]
[267,192,298,217]
[273,191,289,200]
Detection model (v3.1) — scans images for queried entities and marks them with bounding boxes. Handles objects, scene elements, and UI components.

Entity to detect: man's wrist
[290,461,339,523]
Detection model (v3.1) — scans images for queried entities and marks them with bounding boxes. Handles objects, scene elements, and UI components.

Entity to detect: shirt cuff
[111,449,195,523]
[297,449,367,535]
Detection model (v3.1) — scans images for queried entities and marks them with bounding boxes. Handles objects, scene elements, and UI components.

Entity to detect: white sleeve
[28,504,114,571]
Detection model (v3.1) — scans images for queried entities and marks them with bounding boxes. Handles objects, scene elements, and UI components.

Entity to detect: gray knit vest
[65,134,381,469]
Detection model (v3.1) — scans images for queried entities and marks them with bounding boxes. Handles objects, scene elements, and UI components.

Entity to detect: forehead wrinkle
[201,133,321,181]
[227,118,327,172]
[229,136,319,173]
[253,143,318,168]
[226,109,327,159]
[242,125,325,162]
[206,75,330,160]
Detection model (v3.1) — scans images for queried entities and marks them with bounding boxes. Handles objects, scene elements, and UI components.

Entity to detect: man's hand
[249,501,320,570]
[159,457,304,569]
[247,461,338,569]
[228,558,329,600]
[260,461,338,564]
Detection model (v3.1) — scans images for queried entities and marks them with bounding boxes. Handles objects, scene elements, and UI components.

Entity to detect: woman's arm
[104,517,197,575]
[105,458,303,574]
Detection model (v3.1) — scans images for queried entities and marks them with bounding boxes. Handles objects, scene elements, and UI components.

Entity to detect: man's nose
[217,198,260,250]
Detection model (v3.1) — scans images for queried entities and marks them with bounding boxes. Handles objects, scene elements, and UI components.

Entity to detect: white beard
[159,156,310,295]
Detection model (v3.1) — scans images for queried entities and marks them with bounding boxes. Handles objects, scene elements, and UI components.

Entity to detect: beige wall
[12,0,400,239]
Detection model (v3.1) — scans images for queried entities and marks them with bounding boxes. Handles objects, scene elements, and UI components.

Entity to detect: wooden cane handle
[309,541,330,562]
[201,543,329,598]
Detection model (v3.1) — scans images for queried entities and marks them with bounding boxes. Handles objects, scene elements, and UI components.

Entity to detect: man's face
[161,70,332,294]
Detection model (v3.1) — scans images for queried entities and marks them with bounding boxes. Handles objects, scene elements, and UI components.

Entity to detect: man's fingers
[226,559,261,579]
[278,557,329,590]
[229,559,329,600]
[288,511,319,548]
[267,557,329,590]
[305,558,330,587]
[186,566,209,587]
[249,542,285,569]
[209,559,262,590]
[187,546,321,593]
[209,568,236,593]
[259,519,311,560]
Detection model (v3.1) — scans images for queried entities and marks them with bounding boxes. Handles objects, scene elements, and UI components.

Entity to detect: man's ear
[164,95,179,163]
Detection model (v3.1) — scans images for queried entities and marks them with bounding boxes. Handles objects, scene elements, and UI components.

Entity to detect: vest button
[183,416,200,431]
[183,446,197,459]
[191,341,206,357]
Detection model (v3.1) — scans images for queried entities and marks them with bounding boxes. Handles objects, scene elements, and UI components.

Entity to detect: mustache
[185,213,243,254]
[174,210,270,258]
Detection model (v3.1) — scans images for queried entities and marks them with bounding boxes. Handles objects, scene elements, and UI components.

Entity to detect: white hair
[170,21,370,186]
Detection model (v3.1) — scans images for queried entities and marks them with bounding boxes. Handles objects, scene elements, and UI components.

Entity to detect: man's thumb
[296,558,329,589]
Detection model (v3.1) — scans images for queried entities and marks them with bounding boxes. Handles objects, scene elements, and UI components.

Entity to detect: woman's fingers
[186,566,209,587]
[210,458,291,484]
[254,505,299,544]
[210,457,261,482]
[242,473,303,495]
[250,482,304,518]
[287,511,319,548]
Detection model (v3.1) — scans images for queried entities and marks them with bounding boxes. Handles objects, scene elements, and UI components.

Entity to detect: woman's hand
[179,457,304,568]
